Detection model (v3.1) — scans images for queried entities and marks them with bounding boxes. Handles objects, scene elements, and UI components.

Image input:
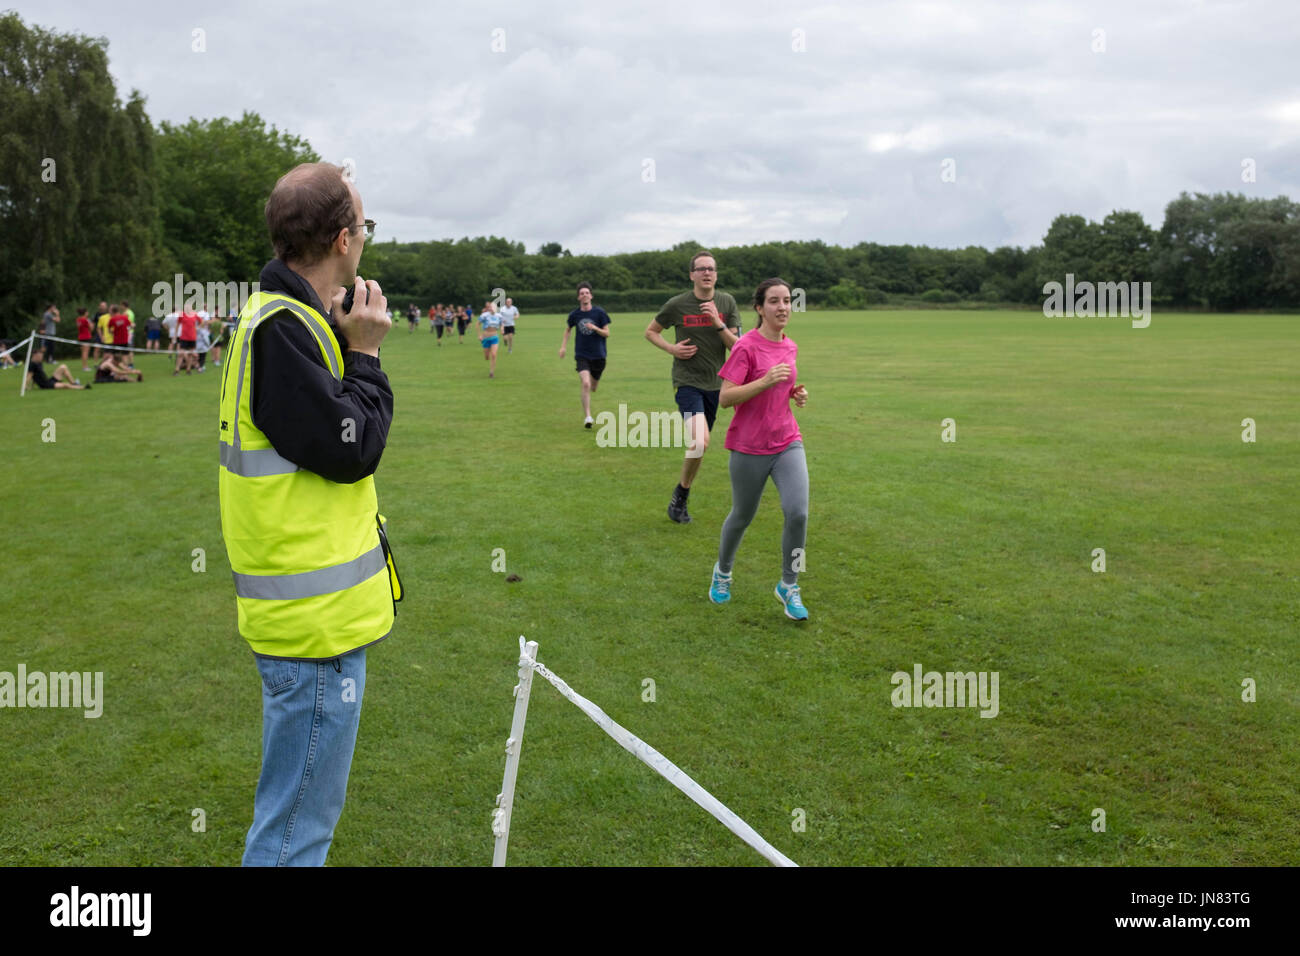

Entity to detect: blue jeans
[242,650,367,866]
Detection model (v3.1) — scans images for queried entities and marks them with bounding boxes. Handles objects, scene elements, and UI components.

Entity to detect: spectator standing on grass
[91,300,110,360]
[145,310,163,352]
[76,308,93,369]
[40,304,59,359]
[708,277,810,621]
[209,315,225,366]
[123,300,136,364]
[96,303,113,362]
[644,250,742,524]
[219,161,398,867]
[558,282,611,428]
[197,303,211,366]
[195,318,212,372]
[174,306,199,375]
[164,308,180,354]
[109,304,133,365]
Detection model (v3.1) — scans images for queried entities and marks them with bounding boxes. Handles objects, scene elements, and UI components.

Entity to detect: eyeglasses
[349,220,376,240]
[692,266,717,273]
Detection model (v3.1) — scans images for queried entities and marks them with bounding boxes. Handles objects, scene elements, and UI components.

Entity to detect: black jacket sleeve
[250,314,393,484]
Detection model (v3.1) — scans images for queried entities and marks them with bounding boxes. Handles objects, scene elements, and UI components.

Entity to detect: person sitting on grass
[95,352,144,383]
[27,346,90,390]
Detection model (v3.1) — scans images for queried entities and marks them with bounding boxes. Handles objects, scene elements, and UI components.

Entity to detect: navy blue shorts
[675,385,720,432]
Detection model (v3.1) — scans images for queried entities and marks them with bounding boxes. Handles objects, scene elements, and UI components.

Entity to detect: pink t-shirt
[717,328,802,455]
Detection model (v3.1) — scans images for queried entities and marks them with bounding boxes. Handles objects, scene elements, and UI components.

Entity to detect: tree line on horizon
[4,12,1299,340]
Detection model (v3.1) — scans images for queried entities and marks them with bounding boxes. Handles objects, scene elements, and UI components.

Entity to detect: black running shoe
[668,493,692,524]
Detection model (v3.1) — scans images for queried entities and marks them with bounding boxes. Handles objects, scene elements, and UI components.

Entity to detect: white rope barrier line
[492,637,798,868]
[0,335,31,365]
[35,332,222,354]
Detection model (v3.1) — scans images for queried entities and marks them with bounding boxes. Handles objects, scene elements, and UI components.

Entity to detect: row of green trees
[0,14,317,339]
[361,196,1300,313]
[1,13,163,336]
[4,12,1299,341]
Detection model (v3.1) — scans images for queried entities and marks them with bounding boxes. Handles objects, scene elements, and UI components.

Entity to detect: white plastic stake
[18,335,34,397]
[492,637,538,867]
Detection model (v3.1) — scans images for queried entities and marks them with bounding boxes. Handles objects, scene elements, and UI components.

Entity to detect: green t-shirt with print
[653,290,743,390]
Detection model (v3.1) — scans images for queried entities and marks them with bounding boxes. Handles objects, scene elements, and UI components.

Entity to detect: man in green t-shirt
[644,250,742,523]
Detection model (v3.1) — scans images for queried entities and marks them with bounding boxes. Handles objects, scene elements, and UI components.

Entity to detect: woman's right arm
[720,364,790,408]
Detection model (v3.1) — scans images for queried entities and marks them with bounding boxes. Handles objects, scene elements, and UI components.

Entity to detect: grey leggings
[717,441,808,585]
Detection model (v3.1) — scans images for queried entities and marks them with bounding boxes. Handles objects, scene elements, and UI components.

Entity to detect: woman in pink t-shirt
[709,278,810,621]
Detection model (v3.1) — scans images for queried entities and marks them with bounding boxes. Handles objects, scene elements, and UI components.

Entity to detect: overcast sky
[15,0,1300,254]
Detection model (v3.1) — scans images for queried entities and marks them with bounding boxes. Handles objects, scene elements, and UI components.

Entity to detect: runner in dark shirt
[558,282,611,428]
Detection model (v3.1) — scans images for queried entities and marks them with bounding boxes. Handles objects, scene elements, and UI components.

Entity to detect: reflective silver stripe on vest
[219,441,299,477]
[232,543,386,600]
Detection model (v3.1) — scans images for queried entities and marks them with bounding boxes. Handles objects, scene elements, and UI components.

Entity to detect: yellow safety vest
[218,291,401,660]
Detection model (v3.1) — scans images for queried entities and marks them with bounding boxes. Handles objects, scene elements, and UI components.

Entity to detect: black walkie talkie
[339,286,356,315]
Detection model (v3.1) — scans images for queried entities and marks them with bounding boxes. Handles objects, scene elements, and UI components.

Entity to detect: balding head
[265,162,359,267]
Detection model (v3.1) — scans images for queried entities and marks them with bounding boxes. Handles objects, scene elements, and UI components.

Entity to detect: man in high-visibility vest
[220,161,396,866]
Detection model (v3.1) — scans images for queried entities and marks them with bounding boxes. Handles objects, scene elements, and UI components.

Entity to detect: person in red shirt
[76,307,93,370]
[174,308,200,375]
[109,305,133,365]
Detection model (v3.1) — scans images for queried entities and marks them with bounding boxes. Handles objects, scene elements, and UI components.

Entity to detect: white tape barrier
[1,335,32,365]
[497,636,798,868]
[35,333,222,354]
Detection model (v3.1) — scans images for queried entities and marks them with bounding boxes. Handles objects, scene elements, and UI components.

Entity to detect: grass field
[2,308,1297,866]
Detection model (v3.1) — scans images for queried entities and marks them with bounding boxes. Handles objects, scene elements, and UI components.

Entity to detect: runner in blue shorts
[644,251,743,524]
[479,302,502,378]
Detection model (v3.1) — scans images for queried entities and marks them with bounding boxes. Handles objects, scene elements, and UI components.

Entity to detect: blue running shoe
[774,581,808,621]
[709,563,732,604]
